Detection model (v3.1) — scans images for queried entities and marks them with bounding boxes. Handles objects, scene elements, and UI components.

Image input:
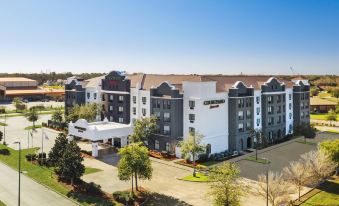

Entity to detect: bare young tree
[257,171,292,206]
[283,160,309,201]
[301,149,337,184]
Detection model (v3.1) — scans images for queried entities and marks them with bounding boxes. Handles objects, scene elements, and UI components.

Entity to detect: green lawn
[0,144,120,206]
[179,173,209,182]
[301,177,339,206]
[0,111,56,119]
[199,161,219,167]
[310,114,339,121]
[245,155,270,164]
[24,125,42,130]
[84,167,103,175]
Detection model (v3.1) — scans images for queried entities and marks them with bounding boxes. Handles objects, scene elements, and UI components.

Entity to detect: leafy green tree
[320,139,339,174]
[326,109,337,126]
[129,117,157,143]
[66,103,101,123]
[25,108,39,128]
[48,133,68,166]
[179,132,205,176]
[55,140,85,185]
[51,109,63,123]
[12,97,23,112]
[117,143,152,192]
[332,87,339,100]
[208,162,244,206]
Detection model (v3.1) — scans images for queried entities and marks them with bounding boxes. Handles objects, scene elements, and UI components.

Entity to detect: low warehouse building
[310,97,337,113]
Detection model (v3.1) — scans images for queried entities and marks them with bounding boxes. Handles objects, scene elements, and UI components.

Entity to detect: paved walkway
[0,162,76,206]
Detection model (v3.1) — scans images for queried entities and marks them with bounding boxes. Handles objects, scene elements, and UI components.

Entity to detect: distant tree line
[0,72,106,85]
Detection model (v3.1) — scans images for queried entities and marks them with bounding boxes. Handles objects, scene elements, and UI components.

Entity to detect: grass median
[245,155,270,164]
[179,173,209,182]
[0,144,121,206]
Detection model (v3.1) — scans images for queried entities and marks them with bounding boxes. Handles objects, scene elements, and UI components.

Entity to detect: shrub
[76,182,103,195]
[25,154,37,161]
[0,149,10,155]
[113,191,135,203]
[38,152,47,159]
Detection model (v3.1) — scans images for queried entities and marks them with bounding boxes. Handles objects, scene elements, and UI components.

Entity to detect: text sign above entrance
[203,99,225,105]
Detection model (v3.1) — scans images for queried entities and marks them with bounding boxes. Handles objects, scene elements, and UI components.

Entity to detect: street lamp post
[14,141,21,206]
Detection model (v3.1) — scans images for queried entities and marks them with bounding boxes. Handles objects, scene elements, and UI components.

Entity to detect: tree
[249,128,266,159]
[129,117,157,143]
[336,103,339,114]
[117,143,152,192]
[326,109,337,126]
[51,109,63,123]
[12,97,23,112]
[25,108,39,128]
[208,162,244,206]
[66,103,101,123]
[310,87,319,97]
[55,140,85,185]
[301,149,337,182]
[48,133,68,166]
[257,171,292,206]
[283,160,308,200]
[179,132,205,176]
[320,139,339,174]
[332,87,339,100]
[296,123,316,143]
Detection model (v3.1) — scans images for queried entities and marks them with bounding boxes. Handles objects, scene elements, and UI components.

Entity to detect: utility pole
[14,141,21,206]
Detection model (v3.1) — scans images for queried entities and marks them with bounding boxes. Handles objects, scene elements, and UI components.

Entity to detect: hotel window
[164,112,171,122]
[109,95,113,102]
[301,102,304,109]
[189,127,195,135]
[142,108,146,116]
[189,114,195,123]
[289,113,292,119]
[268,106,273,114]
[256,118,260,126]
[119,117,124,123]
[277,95,281,103]
[289,124,293,133]
[238,123,244,132]
[277,116,281,124]
[153,111,161,119]
[163,100,171,109]
[301,112,304,118]
[109,116,113,122]
[277,106,281,114]
[256,107,260,115]
[246,110,251,119]
[102,94,106,101]
[289,94,292,100]
[155,140,160,150]
[246,121,251,130]
[109,105,113,111]
[189,100,195,109]
[289,103,292,110]
[256,96,260,104]
[283,106,286,113]
[133,96,136,104]
[283,95,285,102]
[246,98,251,107]
[166,142,170,152]
[142,97,147,105]
[132,107,136,115]
[268,117,274,125]
[238,111,244,120]
[163,125,171,135]
[94,93,97,100]
[118,95,124,103]
[238,99,244,108]
[118,106,123,113]
[268,96,273,103]
[87,93,90,99]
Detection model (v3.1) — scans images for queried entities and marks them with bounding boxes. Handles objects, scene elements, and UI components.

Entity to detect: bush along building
[65,71,310,158]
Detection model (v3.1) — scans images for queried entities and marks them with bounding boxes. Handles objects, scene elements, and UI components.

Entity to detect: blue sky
[0,0,338,75]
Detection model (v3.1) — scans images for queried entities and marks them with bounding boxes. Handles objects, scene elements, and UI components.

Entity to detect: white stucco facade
[130,86,151,124]
[285,88,294,135]
[183,81,229,154]
[253,90,262,130]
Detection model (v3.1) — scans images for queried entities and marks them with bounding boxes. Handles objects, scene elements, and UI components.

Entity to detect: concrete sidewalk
[0,162,76,206]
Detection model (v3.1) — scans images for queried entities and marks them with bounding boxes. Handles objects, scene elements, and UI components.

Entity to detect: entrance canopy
[68,118,133,142]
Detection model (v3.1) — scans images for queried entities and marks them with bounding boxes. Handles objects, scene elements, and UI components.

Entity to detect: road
[0,162,76,206]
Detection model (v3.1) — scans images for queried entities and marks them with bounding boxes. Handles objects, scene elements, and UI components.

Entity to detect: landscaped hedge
[0,149,10,155]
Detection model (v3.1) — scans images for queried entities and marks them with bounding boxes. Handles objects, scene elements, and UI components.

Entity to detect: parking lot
[237,132,339,180]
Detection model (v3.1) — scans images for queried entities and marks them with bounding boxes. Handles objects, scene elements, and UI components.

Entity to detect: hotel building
[66,71,310,157]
